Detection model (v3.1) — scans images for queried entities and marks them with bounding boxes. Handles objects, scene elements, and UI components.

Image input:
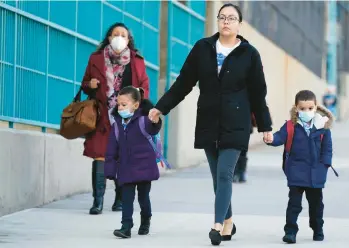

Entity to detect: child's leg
[121,183,137,228]
[284,187,305,235]
[137,181,152,219]
[305,188,324,234]
[137,182,152,235]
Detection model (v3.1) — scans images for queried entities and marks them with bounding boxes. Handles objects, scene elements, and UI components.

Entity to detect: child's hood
[290,105,334,130]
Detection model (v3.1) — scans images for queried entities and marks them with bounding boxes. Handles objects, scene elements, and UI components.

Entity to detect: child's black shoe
[138,216,151,235]
[113,225,132,239]
[313,231,324,241]
[283,233,296,244]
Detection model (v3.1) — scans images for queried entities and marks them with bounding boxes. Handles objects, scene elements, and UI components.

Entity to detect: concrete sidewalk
[0,121,348,248]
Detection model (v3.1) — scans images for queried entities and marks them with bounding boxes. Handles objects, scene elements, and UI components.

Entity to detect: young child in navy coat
[104,86,162,239]
[265,90,333,244]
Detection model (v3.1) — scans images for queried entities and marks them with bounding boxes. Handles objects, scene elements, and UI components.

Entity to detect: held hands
[148,108,162,123]
[89,78,100,89]
[263,131,273,144]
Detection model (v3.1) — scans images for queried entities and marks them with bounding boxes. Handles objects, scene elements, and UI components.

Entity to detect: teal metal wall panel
[143,27,159,65]
[190,15,205,45]
[77,1,102,41]
[0,0,15,7]
[16,16,47,72]
[102,4,123,35]
[0,8,15,63]
[0,64,14,117]
[50,1,76,31]
[171,42,189,74]
[143,1,160,29]
[48,29,75,80]
[18,0,49,20]
[106,0,123,10]
[14,68,46,122]
[124,15,144,52]
[189,1,206,16]
[172,5,190,42]
[146,67,158,103]
[0,0,160,129]
[124,1,143,18]
[75,39,96,82]
[47,78,74,124]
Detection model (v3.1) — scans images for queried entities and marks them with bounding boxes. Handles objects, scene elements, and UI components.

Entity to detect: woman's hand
[89,78,100,89]
[149,108,162,123]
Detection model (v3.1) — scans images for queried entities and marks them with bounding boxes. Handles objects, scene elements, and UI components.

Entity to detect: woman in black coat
[149,4,273,245]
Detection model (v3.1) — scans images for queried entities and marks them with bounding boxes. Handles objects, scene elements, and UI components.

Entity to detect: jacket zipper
[212,44,220,149]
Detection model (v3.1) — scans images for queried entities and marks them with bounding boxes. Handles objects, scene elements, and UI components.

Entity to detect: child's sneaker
[113,225,132,239]
[283,233,296,244]
[313,231,324,241]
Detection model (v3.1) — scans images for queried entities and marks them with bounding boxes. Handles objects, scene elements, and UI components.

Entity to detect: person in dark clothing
[266,90,334,244]
[148,4,273,246]
[81,22,150,215]
[233,114,257,183]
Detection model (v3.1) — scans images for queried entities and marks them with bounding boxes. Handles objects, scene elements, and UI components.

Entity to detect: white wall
[0,129,92,216]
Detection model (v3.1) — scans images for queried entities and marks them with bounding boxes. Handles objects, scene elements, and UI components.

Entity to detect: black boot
[113,224,133,239]
[313,230,324,241]
[283,233,296,244]
[112,179,122,212]
[89,160,106,215]
[138,216,151,235]
[238,156,248,183]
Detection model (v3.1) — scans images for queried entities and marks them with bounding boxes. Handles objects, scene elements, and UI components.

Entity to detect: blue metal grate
[0,0,161,129]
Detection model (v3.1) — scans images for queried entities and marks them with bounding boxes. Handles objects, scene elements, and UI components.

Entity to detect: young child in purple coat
[104,86,162,239]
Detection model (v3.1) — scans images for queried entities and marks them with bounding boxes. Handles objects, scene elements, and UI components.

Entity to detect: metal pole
[327,0,338,117]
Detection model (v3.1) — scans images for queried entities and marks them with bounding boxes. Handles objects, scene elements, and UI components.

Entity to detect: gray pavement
[1,121,348,247]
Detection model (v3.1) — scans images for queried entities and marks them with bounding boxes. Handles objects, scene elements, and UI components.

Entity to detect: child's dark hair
[295,90,317,105]
[115,86,154,116]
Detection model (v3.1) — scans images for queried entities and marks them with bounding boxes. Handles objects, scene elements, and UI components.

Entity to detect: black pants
[285,186,324,235]
[121,181,152,227]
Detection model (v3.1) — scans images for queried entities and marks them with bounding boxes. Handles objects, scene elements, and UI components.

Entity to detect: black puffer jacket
[155,33,272,151]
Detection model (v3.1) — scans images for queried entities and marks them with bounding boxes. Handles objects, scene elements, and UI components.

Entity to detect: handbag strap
[73,84,97,103]
[73,87,83,102]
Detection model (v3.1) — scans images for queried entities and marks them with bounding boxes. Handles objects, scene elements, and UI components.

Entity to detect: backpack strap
[285,120,295,153]
[114,122,119,142]
[138,116,171,169]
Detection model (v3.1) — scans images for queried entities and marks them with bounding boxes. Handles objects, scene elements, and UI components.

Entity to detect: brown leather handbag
[59,87,99,139]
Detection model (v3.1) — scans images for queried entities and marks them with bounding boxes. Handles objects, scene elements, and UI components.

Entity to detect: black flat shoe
[222,223,237,241]
[209,229,222,246]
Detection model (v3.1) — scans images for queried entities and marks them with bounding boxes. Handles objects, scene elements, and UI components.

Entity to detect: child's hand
[263,132,273,144]
[149,115,159,124]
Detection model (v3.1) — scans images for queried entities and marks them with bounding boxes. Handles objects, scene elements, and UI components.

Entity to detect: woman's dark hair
[218,3,242,22]
[114,86,153,116]
[295,90,317,105]
[97,22,136,51]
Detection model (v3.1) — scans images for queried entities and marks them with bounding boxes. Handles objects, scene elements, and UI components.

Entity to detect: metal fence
[0,0,160,129]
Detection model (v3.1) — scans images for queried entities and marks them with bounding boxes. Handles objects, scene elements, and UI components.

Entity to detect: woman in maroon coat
[81,22,150,215]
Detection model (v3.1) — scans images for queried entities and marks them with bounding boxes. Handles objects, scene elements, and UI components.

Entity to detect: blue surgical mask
[118,109,134,119]
[298,110,315,123]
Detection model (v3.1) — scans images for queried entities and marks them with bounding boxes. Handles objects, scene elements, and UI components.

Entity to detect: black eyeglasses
[217,15,239,23]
